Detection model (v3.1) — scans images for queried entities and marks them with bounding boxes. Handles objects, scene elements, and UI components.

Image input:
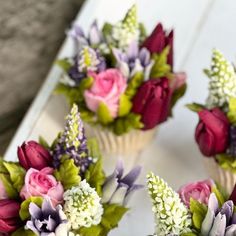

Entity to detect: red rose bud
[195,108,230,157]
[132,78,172,130]
[18,141,52,170]
[142,23,174,68]
[0,199,21,233]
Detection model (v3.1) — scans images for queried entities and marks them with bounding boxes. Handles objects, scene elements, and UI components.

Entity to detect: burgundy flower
[142,23,174,68]
[18,141,52,170]
[132,78,172,130]
[195,108,230,157]
[0,199,21,233]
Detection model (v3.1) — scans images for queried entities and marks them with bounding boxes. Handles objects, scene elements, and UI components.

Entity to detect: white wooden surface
[5,0,236,235]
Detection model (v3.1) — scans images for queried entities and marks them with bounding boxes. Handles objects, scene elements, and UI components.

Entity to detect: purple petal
[121,165,141,187]
[232,213,236,224]
[35,219,43,231]
[112,48,127,64]
[89,20,101,45]
[42,198,55,216]
[208,193,219,212]
[109,183,128,205]
[220,200,234,224]
[102,175,119,203]
[29,202,42,219]
[124,184,143,205]
[45,216,57,231]
[139,47,151,67]
[127,41,139,60]
[68,23,85,39]
[55,223,68,236]
[26,220,38,234]
[226,225,236,236]
[115,160,124,179]
[209,213,226,236]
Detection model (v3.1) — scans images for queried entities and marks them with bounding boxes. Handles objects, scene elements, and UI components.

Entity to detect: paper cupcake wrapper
[203,157,236,194]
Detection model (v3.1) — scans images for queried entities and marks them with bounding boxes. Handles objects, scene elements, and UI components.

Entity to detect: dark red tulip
[132,78,172,130]
[195,108,230,157]
[0,199,21,233]
[142,23,174,68]
[18,141,52,170]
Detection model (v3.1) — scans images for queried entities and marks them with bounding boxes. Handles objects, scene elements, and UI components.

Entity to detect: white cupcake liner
[203,157,236,194]
[84,123,157,170]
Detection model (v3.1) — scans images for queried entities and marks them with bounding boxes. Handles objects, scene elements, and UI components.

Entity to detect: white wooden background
[4,0,236,235]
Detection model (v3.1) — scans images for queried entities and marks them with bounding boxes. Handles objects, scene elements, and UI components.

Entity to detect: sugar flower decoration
[53,104,93,173]
[205,49,236,109]
[102,160,142,206]
[147,172,192,236]
[63,180,103,230]
[26,198,68,236]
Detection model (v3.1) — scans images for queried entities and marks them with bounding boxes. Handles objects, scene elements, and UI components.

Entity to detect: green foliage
[38,136,50,149]
[102,23,113,39]
[54,157,81,190]
[97,103,114,125]
[181,232,198,236]
[170,84,187,112]
[150,47,172,78]
[216,154,236,173]
[118,94,132,117]
[189,198,207,231]
[3,162,25,192]
[19,196,43,221]
[0,160,18,199]
[56,58,72,72]
[112,113,143,135]
[85,155,105,196]
[212,185,226,207]
[139,22,147,42]
[125,71,144,99]
[227,97,236,124]
[186,103,205,113]
[79,204,128,236]
[87,138,102,160]
[12,227,36,236]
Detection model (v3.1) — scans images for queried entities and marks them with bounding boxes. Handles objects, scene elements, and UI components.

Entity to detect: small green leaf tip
[206,49,236,109]
[122,4,138,34]
[147,172,192,235]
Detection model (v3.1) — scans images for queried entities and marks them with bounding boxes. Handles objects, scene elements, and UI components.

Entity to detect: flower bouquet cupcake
[56,5,187,161]
[188,49,236,194]
[0,104,142,236]
[147,172,236,236]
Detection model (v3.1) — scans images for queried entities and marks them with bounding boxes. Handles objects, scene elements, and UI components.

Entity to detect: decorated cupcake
[188,49,236,194]
[56,5,186,161]
[147,172,236,236]
[0,104,142,236]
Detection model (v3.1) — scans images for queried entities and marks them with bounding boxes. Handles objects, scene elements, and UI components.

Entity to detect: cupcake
[188,49,236,194]
[56,5,186,162]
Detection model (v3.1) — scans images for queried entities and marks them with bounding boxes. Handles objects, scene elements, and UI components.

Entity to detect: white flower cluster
[111,5,139,49]
[206,49,236,109]
[147,172,192,236]
[78,46,100,73]
[63,180,104,230]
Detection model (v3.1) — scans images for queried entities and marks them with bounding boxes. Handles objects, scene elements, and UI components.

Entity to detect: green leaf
[139,23,147,42]
[216,153,236,173]
[118,94,132,117]
[79,204,128,236]
[79,106,96,124]
[11,227,36,236]
[87,138,102,160]
[170,83,187,112]
[186,103,205,113]
[54,158,81,190]
[227,97,236,124]
[85,155,105,196]
[0,160,18,199]
[102,23,113,39]
[112,113,143,135]
[19,196,43,221]
[79,76,94,91]
[212,185,226,207]
[3,162,25,192]
[150,46,172,78]
[38,136,50,149]
[181,232,198,236]
[189,198,207,231]
[56,58,72,72]
[125,71,144,99]
[97,103,114,125]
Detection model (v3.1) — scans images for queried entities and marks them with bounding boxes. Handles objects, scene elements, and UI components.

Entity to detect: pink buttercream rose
[84,69,127,118]
[178,179,214,207]
[20,167,64,206]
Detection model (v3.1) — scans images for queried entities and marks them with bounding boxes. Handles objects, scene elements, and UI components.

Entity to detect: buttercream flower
[178,179,214,207]
[195,108,230,157]
[63,180,103,230]
[27,198,68,236]
[84,69,127,118]
[20,167,64,206]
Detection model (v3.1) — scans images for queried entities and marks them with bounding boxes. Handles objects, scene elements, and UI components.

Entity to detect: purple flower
[26,198,68,236]
[201,193,236,236]
[112,41,153,79]
[102,160,143,206]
